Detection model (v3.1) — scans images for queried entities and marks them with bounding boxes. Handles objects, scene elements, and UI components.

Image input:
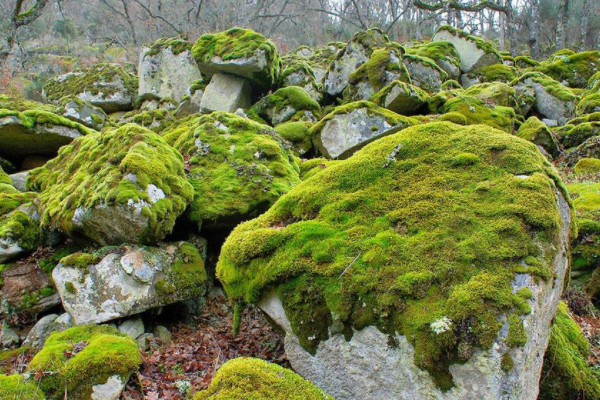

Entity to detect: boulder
[440,95,516,132]
[23,312,73,348]
[405,41,461,80]
[0,326,20,348]
[535,51,600,88]
[371,80,428,115]
[311,101,414,159]
[9,171,28,192]
[279,55,321,101]
[139,37,203,102]
[402,54,447,92]
[460,64,517,88]
[57,95,108,130]
[218,122,572,400]
[200,73,252,113]
[564,136,600,165]
[249,86,321,125]
[192,28,280,90]
[27,325,141,400]
[577,93,600,116]
[162,112,300,231]
[52,241,207,325]
[324,29,390,98]
[27,124,193,245]
[516,117,560,158]
[463,82,518,109]
[193,358,333,400]
[274,121,314,156]
[118,317,144,339]
[175,79,206,117]
[43,63,138,113]
[433,26,502,73]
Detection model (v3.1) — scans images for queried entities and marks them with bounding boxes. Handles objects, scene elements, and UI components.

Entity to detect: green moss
[43,63,138,104]
[500,353,514,372]
[466,64,517,83]
[506,314,527,347]
[193,357,333,400]
[0,94,56,113]
[218,122,570,387]
[464,82,517,108]
[515,56,539,69]
[274,121,314,155]
[144,37,191,58]
[405,41,461,70]
[27,123,193,244]
[27,325,141,400]
[577,93,600,116]
[162,112,299,231]
[512,72,578,103]
[535,51,600,88]
[347,46,411,94]
[299,158,340,180]
[59,252,101,269]
[441,96,516,132]
[249,86,321,125]
[154,241,207,299]
[0,374,45,400]
[559,122,600,149]
[439,112,467,125]
[575,158,600,175]
[402,53,448,82]
[192,28,280,88]
[0,183,39,253]
[588,71,600,92]
[436,25,501,58]
[538,302,600,400]
[516,116,559,156]
[441,80,462,90]
[370,81,429,116]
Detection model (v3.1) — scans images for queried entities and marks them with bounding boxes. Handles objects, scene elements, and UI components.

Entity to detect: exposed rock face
[313,101,414,159]
[405,41,461,81]
[402,54,447,92]
[200,73,252,113]
[371,81,428,115]
[52,241,207,324]
[433,26,502,73]
[138,38,202,102]
[58,96,107,130]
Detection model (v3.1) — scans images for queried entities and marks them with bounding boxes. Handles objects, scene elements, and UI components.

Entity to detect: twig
[340,252,362,277]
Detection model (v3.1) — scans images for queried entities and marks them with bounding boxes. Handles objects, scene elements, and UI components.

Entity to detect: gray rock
[258,186,572,400]
[60,97,108,130]
[403,55,446,92]
[515,78,576,125]
[153,325,172,344]
[433,28,502,73]
[23,314,60,348]
[372,81,428,115]
[138,45,202,102]
[9,171,28,192]
[0,203,40,263]
[52,241,207,325]
[1,326,20,348]
[118,317,144,339]
[200,73,252,113]
[136,332,154,349]
[90,374,127,400]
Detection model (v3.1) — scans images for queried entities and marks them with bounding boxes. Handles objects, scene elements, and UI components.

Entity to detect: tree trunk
[499,6,506,51]
[529,0,540,58]
[556,0,570,49]
[120,0,138,47]
[580,0,590,50]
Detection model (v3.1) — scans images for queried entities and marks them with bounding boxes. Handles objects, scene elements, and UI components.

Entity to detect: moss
[0,94,56,113]
[588,71,600,92]
[249,86,321,125]
[439,112,467,125]
[43,63,138,104]
[441,95,516,132]
[143,37,191,58]
[506,314,527,347]
[299,158,340,180]
[59,252,101,269]
[559,122,600,149]
[516,116,559,156]
[27,123,193,244]
[464,82,517,108]
[192,27,280,88]
[405,41,461,69]
[441,80,462,90]
[500,353,514,372]
[436,25,501,58]
[465,64,517,83]
[574,158,600,175]
[538,302,600,400]
[27,325,141,400]
[535,51,600,88]
[370,81,429,115]
[577,93,600,116]
[515,56,539,69]
[512,72,577,103]
[154,241,207,300]
[217,121,570,387]
[402,53,448,82]
[162,112,299,231]
[193,357,333,400]
[346,46,410,94]
[274,121,314,155]
[0,181,39,253]
[0,374,45,400]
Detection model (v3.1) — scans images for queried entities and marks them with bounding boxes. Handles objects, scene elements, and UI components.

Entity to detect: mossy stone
[0,374,45,400]
[574,158,600,175]
[535,51,600,89]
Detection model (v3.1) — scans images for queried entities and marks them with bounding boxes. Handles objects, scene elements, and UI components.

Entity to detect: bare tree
[580,0,590,50]
[556,0,570,49]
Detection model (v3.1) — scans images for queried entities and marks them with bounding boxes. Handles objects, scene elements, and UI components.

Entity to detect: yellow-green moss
[577,93,600,116]
[516,116,559,156]
[217,122,570,387]
[436,26,501,59]
[466,64,517,83]
[143,37,191,58]
[298,158,340,180]
[347,46,411,94]
[559,122,600,149]
[27,325,141,400]
[515,56,539,69]
[538,302,600,400]
[27,124,193,244]
[441,96,516,132]
[0,374,45,400]
[574,158,600,175]
[249,86,321,125]
[512,72,578,103]
[535,51,600,89]
[370,81,429,115]
[162,112,300,231]
[193,357,333,400]
[274,121,314,155]
[464,82,518,108]
[405,41,461,70]
[154,241,207,299]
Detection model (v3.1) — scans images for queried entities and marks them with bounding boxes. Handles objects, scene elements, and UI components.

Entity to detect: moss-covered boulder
[52,241,207,324]
[516,116,560,157]
[162,112,299,231]
[589,71,600,92]
[274,121,314,156]
[324,29,390,98]
[218,121,572,399]
[57,95,108,131]
[193,357,333,400]
[405,41,461,80]
[564,136,600,166]
[432,26,502,73]
[0,374,45,400]
[43,63,138,113]
[463,81,518,109]
[249,86,321,125]
[461,64,517,88]
[402,53,447,92]
[535,51,600,89]
[558,121,600,149]
[27,325,141,400]
[139,37,202,102]
[574,158,600,175]
[512,72,578,125]
[27,124,193,245]
[538,302,600,399]
[371,80,428,115]
[577,93,600,116]
[311,101,415,159]
[192,28,280,90]
[440,95,516,132]
[342,46,410,102]
[279,54,321,101]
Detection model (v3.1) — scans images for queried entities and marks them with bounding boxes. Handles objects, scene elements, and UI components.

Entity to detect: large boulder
[139,37,202,102]
[193,358,334,400]
[535,51,600,89]
[311,101,415,159]
[27,325,141,400]
[402,53,448,92]
[404,41,461,80]
[192,28,280,90]
[52,241,207,324]
[218,122,572,400]
[371,81,428,115]
[27,124,193,245]
[249,86,321,125]
[433,26,502,73]
[162,112,300,231]
[43,63,138,113]
[200,72,252,113]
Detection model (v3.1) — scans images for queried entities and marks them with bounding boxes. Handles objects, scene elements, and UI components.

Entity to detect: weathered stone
[58,96,108,130]
[23,313,73,348]
[371,81,428,115]
[0,326,20,348]
[433,26,502,73]
[153,325,172,343]
[200,73,252,113]
[118,317,144,339]
[91,375,127,400]
[402,54,447,92]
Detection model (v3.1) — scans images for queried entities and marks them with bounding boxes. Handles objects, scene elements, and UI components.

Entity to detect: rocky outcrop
[433,26,502,73]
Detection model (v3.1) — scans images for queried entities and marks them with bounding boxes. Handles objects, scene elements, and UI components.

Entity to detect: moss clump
[464,82,518,108]
[516,116,559,157]
[59,252,102,269]
[0,174,39,254]
[249,86,321,125]
[500,353,514,372]
[538,302,600,400]
[218,121,569,387]
[192,27,280,89]
[193,357,333,400]
[154,241,207,299]
[441,80,462,90]
[162,112,299,231]
[274,121,314,156]
[27,325,141,400]
[535,51,600,88]
[436,25,501,59]
[43,63,138,105]
[143,37,191,58]
[27,123,193,245]
[512,72,578,103]
[0,94,56,113]
[370,81,429,116]
[515,56,539,69]
[574,158,600,175]
[559,122,600,149]
[298,158,340,180]
[346,46,410,95]
[588,71,600,92]
[0,374,45,400]
[441,95,516,132]
[405,41,461,71]
[465,64,517,83]
[577,93,600,116]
